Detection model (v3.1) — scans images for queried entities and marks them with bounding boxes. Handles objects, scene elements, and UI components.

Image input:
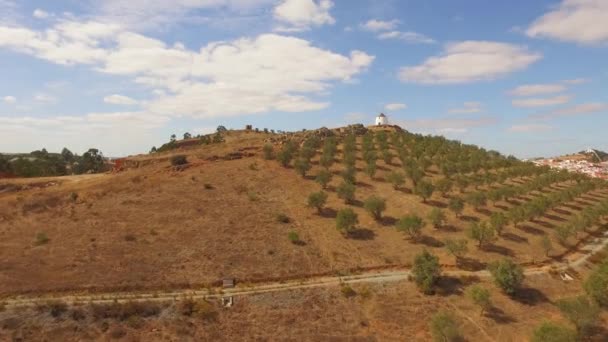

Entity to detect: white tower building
[375,113,388,126]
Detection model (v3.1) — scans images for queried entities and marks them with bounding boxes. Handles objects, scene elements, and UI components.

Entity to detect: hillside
[1,125,608,340]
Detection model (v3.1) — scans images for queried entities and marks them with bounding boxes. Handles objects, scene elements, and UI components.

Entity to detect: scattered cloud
[361,19,399,32]
[448,102,483,114]
[274,0,335,32]
[104,94,139,105]
[526,0,608,45]
[0,17,374,119]
[508,83,567,96]
[562,78,589,85]
[508,124,553,132]
[2,95,16,104]
[512,95,572,108]
[377,31,435,44]
[531,102,608,120]
[399,41,541,84]
[384,103,407,111]
[401,115,497,135]
[33,9,50,19]
[34,94,57,103]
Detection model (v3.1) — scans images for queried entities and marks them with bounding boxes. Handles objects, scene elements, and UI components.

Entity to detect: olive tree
[488,258,524,295]
[336,208,358,236]
[363,196,386,221]
[396,214,425,241]
[413,249,441,295]
[307,192,328,214]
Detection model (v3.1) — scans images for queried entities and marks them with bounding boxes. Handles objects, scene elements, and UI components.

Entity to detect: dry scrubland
[1,128,608,340]
[0,272,607,341]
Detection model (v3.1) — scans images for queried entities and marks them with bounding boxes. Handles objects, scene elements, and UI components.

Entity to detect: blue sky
[0,0,607,158]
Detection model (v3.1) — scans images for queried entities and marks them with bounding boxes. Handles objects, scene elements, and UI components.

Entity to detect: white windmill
[375,113,388,126]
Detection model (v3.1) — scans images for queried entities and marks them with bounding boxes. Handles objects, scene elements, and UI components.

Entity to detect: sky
[0,0,607,158]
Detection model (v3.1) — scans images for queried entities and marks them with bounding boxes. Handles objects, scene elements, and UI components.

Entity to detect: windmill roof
[378,113,386,117]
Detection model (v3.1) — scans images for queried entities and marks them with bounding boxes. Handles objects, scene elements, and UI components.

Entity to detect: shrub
[444,239,468,264]
[414,180,435,203]
[412,249,441,294]
[307,191,328,214]
[488,258,524,295]
[341,166,356,184]
[467,285,492,315]
[448,197,464,217]
[435,178,453,197]
[531,322,577,342]
[489,212,508,236]
[170,155,188,166]
[387,171,405,190]
[429,311,460,342]
[288,231,300,244]
[35,232,50,245]
[69,192,78,202]
[584,260,608,307]
[276,213,290,224]
[556,295,600,336]
[341,285,356,298]
[365,161,377,179]
[315,169,332,189]
[363,196,386,221]
[276,149,293,168]
[396,214,425,241]
[466,192,487,210]
[336,208,358,236]
[428,208,446,229]
[294,158,311,177]
[467,222,495,248]
[337,181,356,204]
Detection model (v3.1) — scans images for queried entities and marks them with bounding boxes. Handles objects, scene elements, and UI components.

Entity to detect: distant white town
[532,157,608,180]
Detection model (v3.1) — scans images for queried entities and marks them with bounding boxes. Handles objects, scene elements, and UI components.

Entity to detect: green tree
[336,208,358,236]
[488,258,524,295]
[444,239,468,264]
[387,171,406,190]
[294,157,311,177]
[428,208,446,229]
[315,169,332,189]
[429,311,460,342]
[435,178,453,197]
[307,192,328,214]
[466,192,487,211]
[531,322,577,342]
[183,132,192,139]
[365,159,377,179]
[396,214,425,241]
[467,222,495,248]
[489,212,508,236]
[363,196,386,221]
[584,260,608,307]
[263,144,274,160]
[555,225,572,246]
[467,285,492,316]
[413,249,441,295]
[337,181,356,204]
[448,197,465,218]
[556,296,600,337]
[414,180,435,203]
[341,166,356,184]
[276,147,293,168]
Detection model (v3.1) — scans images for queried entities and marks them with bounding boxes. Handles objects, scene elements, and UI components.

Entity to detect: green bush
[336,208,358,236]
[427,208,446,229]
[396,214,425,241]
[337,181,356,204]
[448,197,465,217]
[556,295,600,336]
[288,231,300,244]
[412,249,441,294]
[531,321,576,342]
[414,180,435,203]
[467,285,492,315]
[363,196,386,221]
[276,213,290,224]
[387,171,405,190]
[307,191,328,214]
[444,239,468,264]
[170,155,188,166]
[467,222,495,248]
[488,258,524,295]
[584,260,608,307]
[429,311,460,342]
[341,285,356,298]
[315,169,332,189]
[35,232,50,245]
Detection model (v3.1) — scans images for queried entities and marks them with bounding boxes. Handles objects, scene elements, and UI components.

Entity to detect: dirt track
[3,231,606,309]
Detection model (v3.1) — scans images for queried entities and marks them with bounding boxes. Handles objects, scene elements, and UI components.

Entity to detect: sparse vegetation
[556,295,599,337]
[315,169,332,189]
[288,231,300,244]
[531,321,577,342]
[337,181,356,204]
[428,208,446,229]
[445,239,469,264]
[429,311,461,342]
[467,285,492,316]
[412,249,441,294]
[307,191,328,214]
[397,214,425,241]
[488,258,524,295]
[363,196,386,221]
[336,208,358,236]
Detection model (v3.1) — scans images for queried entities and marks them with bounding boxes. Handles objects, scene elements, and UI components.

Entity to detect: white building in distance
[375,113,388,126]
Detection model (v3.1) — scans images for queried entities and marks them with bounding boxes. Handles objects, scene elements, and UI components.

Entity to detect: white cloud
[33,9,50,19]
[512,95,572,108]
[0,19,373,119]
[34,94,57,103]
[399,41,541,84]
[509,124,553,132]
[0,21,121,65]
[361,19,399,32]
[526,0,608,44]
[562,78,589,85]
[274,0,335,32]
[508,83,567,96]
[448,101,483,114]
[384,103,407,111]
[104,94,139,105]
[2,95,16,104]
[531,102,608,120]
[377,31,435,44]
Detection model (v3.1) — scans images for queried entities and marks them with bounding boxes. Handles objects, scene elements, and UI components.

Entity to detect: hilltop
[1,125,608,340]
